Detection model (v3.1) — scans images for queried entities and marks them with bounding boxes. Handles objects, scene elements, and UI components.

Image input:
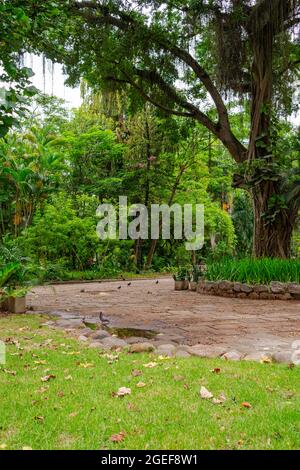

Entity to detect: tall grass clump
[205,258,300,285]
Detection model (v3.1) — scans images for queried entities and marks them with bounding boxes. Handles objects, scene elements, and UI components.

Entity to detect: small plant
[190,265,203,283]
[173,267,190,282]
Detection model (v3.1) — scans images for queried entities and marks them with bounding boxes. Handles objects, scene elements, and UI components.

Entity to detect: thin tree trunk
[145,164,187,269]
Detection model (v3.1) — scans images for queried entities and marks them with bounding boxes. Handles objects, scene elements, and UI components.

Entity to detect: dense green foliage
[9,0,300,258]
[206,258,300,285]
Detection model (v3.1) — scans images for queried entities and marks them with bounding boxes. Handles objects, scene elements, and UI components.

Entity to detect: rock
[55,319,84,329]
[188,344,225,358]
[233,282,242,293]
[237,293,247,298]
[272,351,293,364]
[240,284,253,294]
[203,281,215,292]
[100,336,127,350]
[275,293,292,301]
[244,352,272,362]
[129,342,155,353]
[78,335,89,342]
[175,350,190,358]
[90,330,111,340]
[89,341,103,349]
[125,336,152,344]
[221,351,244,361]
[77,327,95,337]
[155,343,177,357]
[254,284,269,293]
[259,292,272,300]
[288,283,300,295]
[270,282,286,294]
[218,281,233,291]
[248,292,260,300]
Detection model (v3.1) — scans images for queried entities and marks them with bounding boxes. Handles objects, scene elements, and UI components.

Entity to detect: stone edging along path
[42,315,300,366]
[196,280,300,301]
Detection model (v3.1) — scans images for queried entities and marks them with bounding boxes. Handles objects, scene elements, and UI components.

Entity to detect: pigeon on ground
[117,285,122,289]
[99,311,109,326]
[156,280,159,284]
[127,282,131,286]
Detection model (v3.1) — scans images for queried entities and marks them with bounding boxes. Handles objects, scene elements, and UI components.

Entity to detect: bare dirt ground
[27,277,300,356]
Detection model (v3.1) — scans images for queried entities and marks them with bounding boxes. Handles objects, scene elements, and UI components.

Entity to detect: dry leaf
[115,387,131,397]
[64,375,73,381]
[260,356,272,364]
[131,369,142,377]
[78,363,94,368]
[41,374,56,382]
[211,368,221,374]
[36,386,48,394]
[34,416,45,422]
[3,369,17,376]
[69,411,78,418]
[34,360,47,365]
[173,375,184,382]
[200,386,213,399]
[241,402,252,409]
[212,393,226,405]
[57,391,65,397]
[143,362,158,368]
[0,443,7,450]
[110,431,125,443]
[136,382,146,388]
[22,447,32,451]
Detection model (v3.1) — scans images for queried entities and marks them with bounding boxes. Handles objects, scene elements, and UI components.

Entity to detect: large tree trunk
[252,184,295,258]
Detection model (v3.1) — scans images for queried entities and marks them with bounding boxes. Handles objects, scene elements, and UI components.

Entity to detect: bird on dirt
[127,282,131,286]
[117,285,122,289]
[155,280,159,284]
[99,311,109,326]
[121,275,126,281]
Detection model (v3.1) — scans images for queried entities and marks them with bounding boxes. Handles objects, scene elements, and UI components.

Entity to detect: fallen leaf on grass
[57,391,65,398]
[136,382,146,388]
[77,362,94,369]
[241,402,252,409]
[36,386,49,394]
[34,416,45,422]
[131,369,142,377]
[211,368,221,374]
[173,375,184,382]
[200,386,213,399]
[212,393,227,405]
[41,374,56,382]
[114,387,131,397]
[22,447,32,450]
[110,431,126,443]
[143,362,158,368]
[69,412,78,418]
[64,375,73,381]
[0,443,7,450]
[2,369,16,376]
[260,356,272,364]
[34,360,47,365]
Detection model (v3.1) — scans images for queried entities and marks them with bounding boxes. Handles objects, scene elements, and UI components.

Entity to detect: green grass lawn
[0,315,300,450]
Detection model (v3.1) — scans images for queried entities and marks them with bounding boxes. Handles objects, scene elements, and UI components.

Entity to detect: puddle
[104,326,157,339]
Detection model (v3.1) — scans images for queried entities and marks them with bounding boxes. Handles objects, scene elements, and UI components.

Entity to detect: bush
[205,258,300,285]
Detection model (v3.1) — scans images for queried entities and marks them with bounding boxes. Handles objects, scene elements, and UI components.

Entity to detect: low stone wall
[197,280,300,300]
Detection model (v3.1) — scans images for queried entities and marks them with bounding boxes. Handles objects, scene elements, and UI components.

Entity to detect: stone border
[196,280,300,301]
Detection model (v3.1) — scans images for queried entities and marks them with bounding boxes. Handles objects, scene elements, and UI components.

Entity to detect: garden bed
[197,280,300,300]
